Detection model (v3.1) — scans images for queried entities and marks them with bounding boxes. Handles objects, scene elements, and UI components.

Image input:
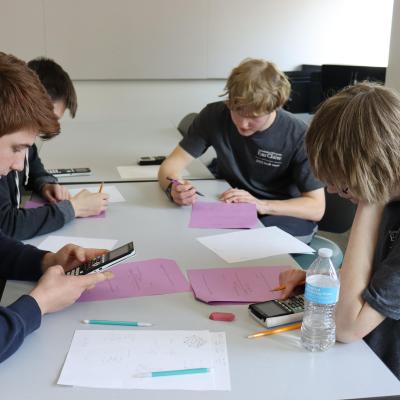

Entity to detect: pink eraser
[209,312,235,322]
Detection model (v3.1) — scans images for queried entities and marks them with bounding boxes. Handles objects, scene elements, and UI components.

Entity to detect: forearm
[257,195,325,221]
[158,146,194,191]
[0,295,42,363]
[336,203,385,341]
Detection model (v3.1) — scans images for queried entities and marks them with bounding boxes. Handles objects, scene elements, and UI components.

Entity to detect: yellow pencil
[98,182,104,193]
[270,284,287,292]
[247,322,302,339]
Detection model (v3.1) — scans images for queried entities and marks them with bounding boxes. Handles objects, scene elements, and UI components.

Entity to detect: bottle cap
[318,248,333,258]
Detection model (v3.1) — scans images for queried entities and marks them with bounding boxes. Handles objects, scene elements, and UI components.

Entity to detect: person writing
[0,57,108,240]
[159,58,325,243]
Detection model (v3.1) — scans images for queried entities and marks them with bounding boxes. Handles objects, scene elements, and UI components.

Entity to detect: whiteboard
[0,0,394,80]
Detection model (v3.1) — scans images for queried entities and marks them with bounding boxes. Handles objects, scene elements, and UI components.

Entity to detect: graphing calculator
[138,156,166,165]
[65,242,135,276]
[248,295,304,328]
[46,167,92,177]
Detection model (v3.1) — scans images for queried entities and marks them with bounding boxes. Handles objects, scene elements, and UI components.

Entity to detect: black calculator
[248,295,305,328]
[66,242,135,276]
[46,167,92,177]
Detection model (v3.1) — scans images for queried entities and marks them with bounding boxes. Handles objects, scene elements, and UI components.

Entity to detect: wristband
[165,181,174,201]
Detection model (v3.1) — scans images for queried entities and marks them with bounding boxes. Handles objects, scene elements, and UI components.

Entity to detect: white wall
[386,0,400,91]
[0,0,394,79]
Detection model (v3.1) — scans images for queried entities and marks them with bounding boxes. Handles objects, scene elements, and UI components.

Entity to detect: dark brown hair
[28,57,77,118]
[0,52,60,139]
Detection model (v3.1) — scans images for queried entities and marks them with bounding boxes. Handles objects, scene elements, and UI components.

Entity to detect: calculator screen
[253,301,286,317]
[106,243,133,261]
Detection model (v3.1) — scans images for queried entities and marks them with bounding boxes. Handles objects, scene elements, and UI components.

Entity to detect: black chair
[177,113,198,137]
[0,278,6,301]
[293,189,357,269]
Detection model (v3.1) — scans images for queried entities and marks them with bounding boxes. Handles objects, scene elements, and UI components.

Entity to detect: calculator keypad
[65,254,106,276]
[275,295,304,313]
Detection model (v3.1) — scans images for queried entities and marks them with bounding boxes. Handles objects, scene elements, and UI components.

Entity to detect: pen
[98,182,104,193]
[82,319,152,327]
[247,322,302,339]
[166,176,204,197]
[132,367,211,378]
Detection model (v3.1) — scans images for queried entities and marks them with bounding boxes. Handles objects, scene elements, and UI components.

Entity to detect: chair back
[177,113,198,137]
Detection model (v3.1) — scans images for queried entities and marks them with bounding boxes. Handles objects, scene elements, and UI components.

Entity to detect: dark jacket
[0,144,74,240]
[0,230,46,362]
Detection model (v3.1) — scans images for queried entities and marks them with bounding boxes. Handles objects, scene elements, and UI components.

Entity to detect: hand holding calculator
[66,242,135,276]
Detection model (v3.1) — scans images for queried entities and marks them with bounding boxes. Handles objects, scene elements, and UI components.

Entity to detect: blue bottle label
[304,282,339,304]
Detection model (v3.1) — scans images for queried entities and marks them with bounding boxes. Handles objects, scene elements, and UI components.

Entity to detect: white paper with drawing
[197,226,314,263]
[68,185,125,202]
[37,236,118,252]
[58,330,230,390]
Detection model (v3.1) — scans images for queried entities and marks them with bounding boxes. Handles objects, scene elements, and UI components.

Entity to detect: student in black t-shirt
[279,82,400,379]
[158,58,325,242]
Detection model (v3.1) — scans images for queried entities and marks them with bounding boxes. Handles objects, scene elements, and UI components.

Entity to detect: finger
[65,245,86,263]
[79,271,114,289]
[84,248,109,259]
[174,184,194,194]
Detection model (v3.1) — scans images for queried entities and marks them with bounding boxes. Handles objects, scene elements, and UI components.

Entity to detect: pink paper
[78,258,191,302]
[189,201,258,229]
[24,199,106,218]
[187,265,291,304]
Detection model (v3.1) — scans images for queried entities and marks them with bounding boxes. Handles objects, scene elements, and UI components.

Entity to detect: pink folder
[187,265,291,304]
[189,201,258,229]
[78,258,191,302]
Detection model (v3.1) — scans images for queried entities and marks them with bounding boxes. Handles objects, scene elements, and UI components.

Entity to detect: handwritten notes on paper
[58,330,231,390]
[78,259,191,302]
[187,265,290,303]
[197,226,314,263]
[189,201,258,229]
[68,185,125,203]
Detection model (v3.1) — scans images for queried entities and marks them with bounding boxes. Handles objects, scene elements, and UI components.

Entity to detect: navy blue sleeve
[0,232,46,362]
[25,144,57,194]
[0,295,42,363]
[0,176,72,240]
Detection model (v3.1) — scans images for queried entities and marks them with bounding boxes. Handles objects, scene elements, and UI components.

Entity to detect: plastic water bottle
[301,248,340,352]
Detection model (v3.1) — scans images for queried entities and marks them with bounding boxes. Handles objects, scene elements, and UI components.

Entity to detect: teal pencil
[133,367,211,378]
[82,319,152,327]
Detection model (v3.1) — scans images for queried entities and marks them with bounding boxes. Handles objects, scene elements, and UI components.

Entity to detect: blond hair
[222,58,291,116]
[306,82,400,203]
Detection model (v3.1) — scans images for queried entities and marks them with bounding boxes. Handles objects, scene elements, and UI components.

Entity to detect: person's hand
[29,265,114,315]
[276,269,306,299]
[171,180,197,206]
[219,188,264,212]
[42,244,109,273]
[70,189,109,217]
[41,183,71,203]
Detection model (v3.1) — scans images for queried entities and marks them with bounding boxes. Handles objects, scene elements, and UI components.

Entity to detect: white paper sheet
[117,165,189,180]
[197,226,314,263]
[37,235,118,252]
[58,330,230,391]
[68,185,125,203]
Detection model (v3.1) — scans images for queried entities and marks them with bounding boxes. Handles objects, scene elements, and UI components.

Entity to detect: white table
[1,181,399,399]
[39,119,214,183]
